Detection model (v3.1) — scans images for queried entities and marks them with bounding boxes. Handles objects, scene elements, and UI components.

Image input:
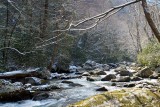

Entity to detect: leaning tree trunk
[142,0,160,42]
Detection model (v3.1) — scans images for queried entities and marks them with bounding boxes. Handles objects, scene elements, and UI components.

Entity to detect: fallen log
[0,68,51,80]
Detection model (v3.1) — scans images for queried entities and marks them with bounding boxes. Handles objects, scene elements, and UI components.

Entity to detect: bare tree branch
[7,0,22,14]
[52,0,141,32]
[0,47,36,55]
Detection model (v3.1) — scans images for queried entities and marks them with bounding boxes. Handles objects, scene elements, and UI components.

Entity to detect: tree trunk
[41,0,49,38]
[3,1,9,68]
[142,0,160,42]
[47,23,60,71]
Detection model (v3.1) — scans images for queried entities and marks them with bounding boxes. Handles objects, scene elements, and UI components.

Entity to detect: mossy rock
[68,88,160,107]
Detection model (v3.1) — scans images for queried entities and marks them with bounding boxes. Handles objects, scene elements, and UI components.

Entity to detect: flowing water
[0,68,158,107]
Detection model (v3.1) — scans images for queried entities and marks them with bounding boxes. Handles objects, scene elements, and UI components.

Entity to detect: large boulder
[83,60,96,70]
[68,88,160,107]
[135,67,153,78]
[0,79,32,102]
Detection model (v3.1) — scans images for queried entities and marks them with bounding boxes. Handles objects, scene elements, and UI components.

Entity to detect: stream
[0,64,159,107]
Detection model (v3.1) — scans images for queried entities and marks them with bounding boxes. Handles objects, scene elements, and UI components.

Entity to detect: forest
[0,0,160,107]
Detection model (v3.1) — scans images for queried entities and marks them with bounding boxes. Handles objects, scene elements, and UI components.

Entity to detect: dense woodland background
[0,0,160,71]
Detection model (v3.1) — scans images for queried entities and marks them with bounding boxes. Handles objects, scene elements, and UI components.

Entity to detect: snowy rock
[25,77,45,85]
[69,65,77,72]
[82,72,90,76]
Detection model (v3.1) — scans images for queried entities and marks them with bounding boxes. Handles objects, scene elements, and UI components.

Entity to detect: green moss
[68,88,160,107]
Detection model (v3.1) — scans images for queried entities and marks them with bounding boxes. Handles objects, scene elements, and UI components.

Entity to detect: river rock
[149,73,159,79]
[32,93,49,101]
[68,88,160,107]
[87,76,101,81]
[117,70,132,76]
[12,82,23,86]
[95,70,106,75]
[76,66,86,74]
[102,64,110,71]
[69,65,77,72]
[59,75,82,79]
[25,77,45,85]
[82,72,90,76]
[108,63,117,68]
[131,76,143,81]
[114,66,127,72]
[61,80,74,84]
[0,79,32,102]
[89,68,105,75]
[96,87,108,91]
[61,80,83,87]
[31,84,60,91]
[123,83,136,87]
[135,67,153,78]
[111,83,116,86]
[101,74,116,81]
[112,76,131,82]
[87,77,95,81]
[83,60,96,70]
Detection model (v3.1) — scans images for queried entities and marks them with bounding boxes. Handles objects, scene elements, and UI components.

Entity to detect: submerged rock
[61,80,83,87]
[31,84,60,91]
[68,88,160,107]
[32,93,49,101]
